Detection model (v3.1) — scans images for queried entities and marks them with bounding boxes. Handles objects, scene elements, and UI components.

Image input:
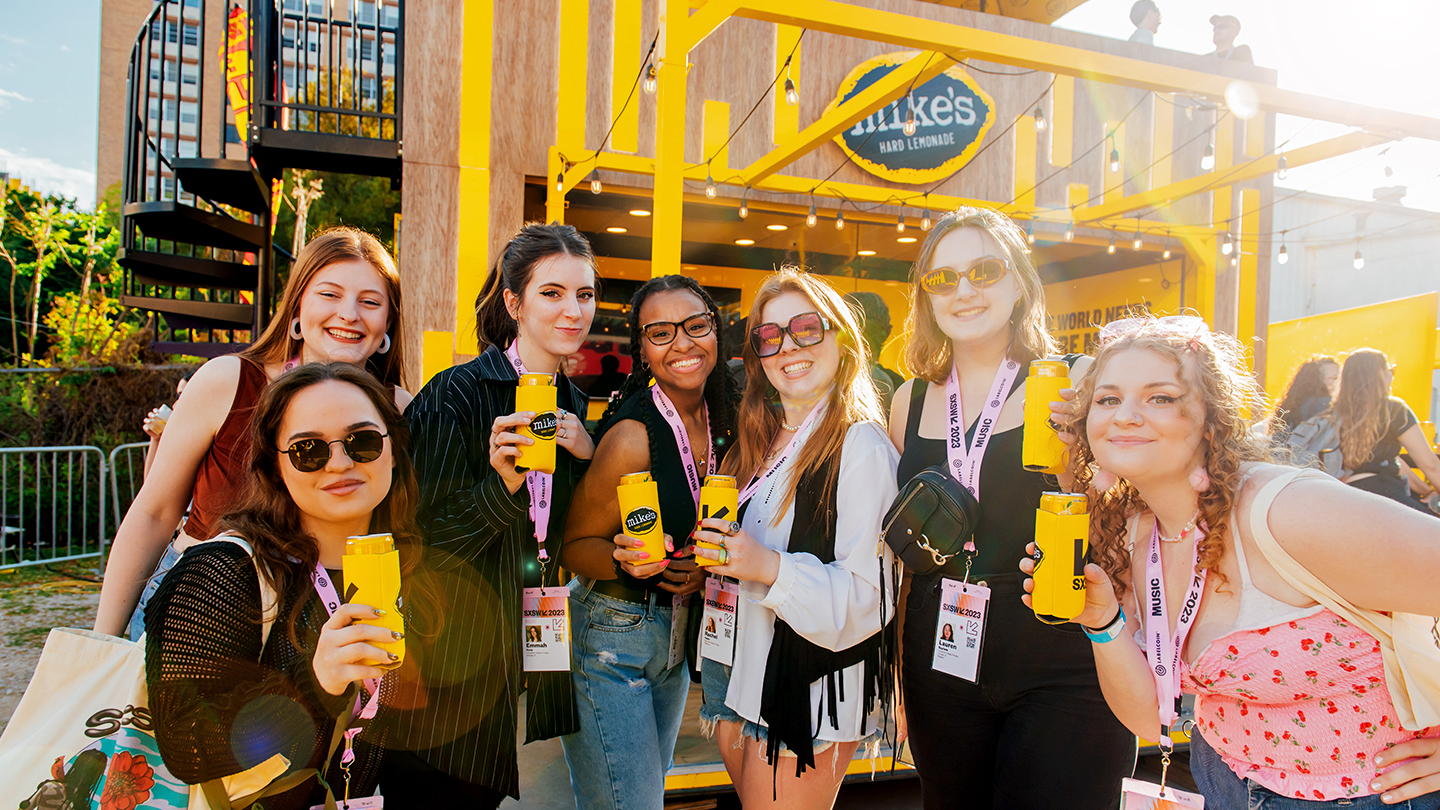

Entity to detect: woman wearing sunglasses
[96,227,411,640]
[398,223,597,807]
[690,268,898,809]
[146,362,430,809]
[560,275,741,809]
[889,207,1132,809]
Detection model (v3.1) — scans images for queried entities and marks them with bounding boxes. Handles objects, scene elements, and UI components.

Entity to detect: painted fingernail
[393,630,405,640]
[373,608,387,616]
[387,652,399,661]
[638,552,650,559]
[634,539,644,548]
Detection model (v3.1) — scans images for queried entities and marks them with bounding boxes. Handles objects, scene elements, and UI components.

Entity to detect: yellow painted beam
[556,0,588,154]
[1238,187,1260,351]
[739,51,955,186]
[678,0,741,51]
[651,0,690,277]
[423,330,456,386]
[1013,115,1036,210]
[1072,130,1390,224]
[773,24,802,143]
[1103,121,1125,205]
[1050,75,1073,167]
[1151,95,1172,189]
[455,0,493,354]
[703,99,731,172]
[610,0,642,154]
[730,0,1440,141]
[1178,231,1216,323]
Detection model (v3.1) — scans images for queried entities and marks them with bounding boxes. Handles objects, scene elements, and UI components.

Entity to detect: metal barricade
[0,447,108,569]
[109,442,151,537]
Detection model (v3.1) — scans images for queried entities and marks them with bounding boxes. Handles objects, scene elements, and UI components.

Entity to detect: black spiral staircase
[119,0,403,355]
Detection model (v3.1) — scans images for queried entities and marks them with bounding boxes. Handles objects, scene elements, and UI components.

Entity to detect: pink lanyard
[650,384,714,506]
[504,342,556,560]
[1144,519,1208,751]
[309,564,382,763]
[943,357,1019,503]
[736,402,826,508]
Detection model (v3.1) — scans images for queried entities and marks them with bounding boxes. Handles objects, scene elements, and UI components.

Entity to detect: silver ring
[559,427,566,439]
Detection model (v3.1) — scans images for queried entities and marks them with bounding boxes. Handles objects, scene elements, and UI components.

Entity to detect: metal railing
[109,442,152,537]
[0,447,108,570]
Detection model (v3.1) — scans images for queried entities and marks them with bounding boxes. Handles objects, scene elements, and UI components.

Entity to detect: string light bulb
[589,170,602,195]
[1354,247,1365,270]
[643,63,657,95]
[738,188,749,220]
[1276,153,1288,180]
[807,200,818,228]
[904,96,917,137]
[896,211,906,233]
[1107,230,1116,254]
[1026,223,1035,245]
[1064,220,1074,242]
[705,170,717,199]
[1110,146,1121,174]
[555,169,565,192]
[783,57,798,107]
[835,207,845,230]
[921,197,932,231]
[1202,138,1215,171]
[1034,105,1046,132]
[1132,226,1143,251]
[1277,231,1288,265]
[1221,230,1234,256]
[1162,231,1172,260]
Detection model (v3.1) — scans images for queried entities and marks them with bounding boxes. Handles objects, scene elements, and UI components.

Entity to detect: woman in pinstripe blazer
[385,223,598,808]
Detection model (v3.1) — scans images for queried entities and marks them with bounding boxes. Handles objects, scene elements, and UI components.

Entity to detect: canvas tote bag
[1247,466,1440,731]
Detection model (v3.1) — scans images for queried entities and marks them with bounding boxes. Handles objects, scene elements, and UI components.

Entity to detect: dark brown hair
[474,222,598,352]
[1271,355,1338,437]
[240,226,406,389]
[220,363,433,646]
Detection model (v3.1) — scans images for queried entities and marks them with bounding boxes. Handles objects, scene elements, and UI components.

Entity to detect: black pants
[1349,473,1436,515]
[375,749,506,810]
[902,574,1136,810]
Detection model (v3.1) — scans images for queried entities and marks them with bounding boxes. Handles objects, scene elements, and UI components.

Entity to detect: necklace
[1158,511,1201,543]
[780,418,799,431]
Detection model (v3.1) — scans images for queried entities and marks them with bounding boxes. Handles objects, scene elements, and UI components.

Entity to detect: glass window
[362,76,376,99]
[180,102,196,124]
[182,64,198,85]
[358,1,376,25]
[183,23,199,47]
[309,0,324,14]
[361,38,373,60]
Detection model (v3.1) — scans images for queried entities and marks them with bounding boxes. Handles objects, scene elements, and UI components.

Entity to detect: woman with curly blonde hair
[1023,317,1440,808]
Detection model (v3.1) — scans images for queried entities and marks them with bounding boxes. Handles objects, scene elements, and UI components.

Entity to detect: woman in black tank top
[560,276,740,810]
[890,208,1133,810]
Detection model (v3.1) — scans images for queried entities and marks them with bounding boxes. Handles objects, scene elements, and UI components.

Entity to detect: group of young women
[92,208,1440,810]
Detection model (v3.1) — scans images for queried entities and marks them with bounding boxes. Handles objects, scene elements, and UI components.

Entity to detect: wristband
[1083,605,1127,644]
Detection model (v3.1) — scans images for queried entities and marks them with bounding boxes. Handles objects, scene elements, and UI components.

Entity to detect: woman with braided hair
[560,274,741,809]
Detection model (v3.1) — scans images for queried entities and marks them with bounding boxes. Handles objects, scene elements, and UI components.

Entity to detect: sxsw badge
[529,411,558,439]
[625,506,659,535]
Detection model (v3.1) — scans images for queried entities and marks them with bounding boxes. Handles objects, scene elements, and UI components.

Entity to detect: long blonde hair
[719,268,885,515]
[1330,348,1391,467]
[241,227,406,389]
[1068,325,1273,597]
[903,207,1057,382]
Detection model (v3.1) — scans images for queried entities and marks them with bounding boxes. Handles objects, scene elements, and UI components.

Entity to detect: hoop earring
[290,318,303,340]
[377,334,391,355]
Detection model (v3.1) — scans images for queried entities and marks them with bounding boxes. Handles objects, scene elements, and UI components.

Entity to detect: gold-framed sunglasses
[918,257,1012,295]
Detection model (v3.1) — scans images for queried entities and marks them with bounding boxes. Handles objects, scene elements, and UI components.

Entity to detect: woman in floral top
[1021,318,1440,808]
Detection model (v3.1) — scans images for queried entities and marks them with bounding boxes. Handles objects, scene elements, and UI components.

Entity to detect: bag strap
[201,535,279,647]
[1244,467,1393,644]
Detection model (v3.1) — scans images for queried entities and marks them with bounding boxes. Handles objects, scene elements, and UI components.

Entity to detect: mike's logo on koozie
[530,412,558,439]
[625,506,659,534]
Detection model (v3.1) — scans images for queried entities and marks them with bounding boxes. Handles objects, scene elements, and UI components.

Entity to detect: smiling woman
[93,227,412,641]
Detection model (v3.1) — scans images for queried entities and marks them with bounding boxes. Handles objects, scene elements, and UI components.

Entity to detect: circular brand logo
[1155,664,1167,676]
[990,398,1001,408]
[318,577,328,587]
[1151,552,1160,563]
[529,412,558,439]
[540,499,548,508]
[625,506,660,535]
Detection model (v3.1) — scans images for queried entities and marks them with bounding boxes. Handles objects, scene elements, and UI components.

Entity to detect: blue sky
[1,0,1436,213]
[0,0,102,208]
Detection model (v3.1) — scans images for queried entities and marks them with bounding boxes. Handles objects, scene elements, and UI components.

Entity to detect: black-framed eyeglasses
[640,312,715,346]
[918,257,1012,295]
[749,311,832,358]
[282,429,389,473]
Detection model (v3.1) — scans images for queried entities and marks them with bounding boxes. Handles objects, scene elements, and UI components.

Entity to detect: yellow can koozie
[696,475,738,567]
[1023,359,1070,474]
[343,533,406,668]
[617,472,666,563]
[516,373,557,474]
[1031,492,1088,622]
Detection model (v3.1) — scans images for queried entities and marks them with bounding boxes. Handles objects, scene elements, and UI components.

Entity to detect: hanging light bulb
[1221,230,1233,256]
[738,188,749,220]
[705,170,717,199]
[921,207,932,231]
[1026,223,1035,245]
[1132,227,1143,251]
[806,201,818,228]
[1162,231,1172,260]
[1201,138,1215,171]
[1110,146,1121,174]
[1276,153,1288,180]
[1353,248,1365,270]
[835,207,845,230]
[1064,221,1074,242]
[589,169,602,195]
[643,63,657,95]
[903,96,917,137]
[896,211,906,233]
[1230,254,1239,267]
[1034,105,1046,132]
[555,169,565,192]
[784,77,798,107]
[1277,243,1288,265]
[1107,230,1116,254]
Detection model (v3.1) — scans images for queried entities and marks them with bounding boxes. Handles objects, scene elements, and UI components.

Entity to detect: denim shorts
[699,656,845,757]
[127,542,182,641]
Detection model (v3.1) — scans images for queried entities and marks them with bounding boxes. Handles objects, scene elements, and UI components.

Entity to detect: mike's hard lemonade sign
[829,53,997,185]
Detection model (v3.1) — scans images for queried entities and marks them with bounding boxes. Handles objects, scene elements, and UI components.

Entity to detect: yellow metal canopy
[914,0,1092,26]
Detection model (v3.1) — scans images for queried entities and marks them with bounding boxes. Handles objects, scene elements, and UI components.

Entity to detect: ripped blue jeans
[559,580,690,810]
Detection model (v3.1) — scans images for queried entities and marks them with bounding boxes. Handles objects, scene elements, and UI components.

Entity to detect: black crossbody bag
[881,465,978,577]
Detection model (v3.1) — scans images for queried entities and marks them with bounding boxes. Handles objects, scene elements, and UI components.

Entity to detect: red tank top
[182,357,267,540]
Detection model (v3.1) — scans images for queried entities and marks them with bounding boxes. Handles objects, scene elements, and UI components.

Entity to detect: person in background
[1329,348,1440,511]
[588,353,628,400]
[1028,319,1440,808]
[142,370,197,477]
[560,275,741,810]
[1128,0,1160,44]
[1210,14,1254,64]
[1269,355,1339,442]
[96,227,411,641]
[844,291,904,413]
[398,222,597,808]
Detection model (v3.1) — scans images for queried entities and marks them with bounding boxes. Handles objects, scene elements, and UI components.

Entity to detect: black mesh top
[144,541,370,809]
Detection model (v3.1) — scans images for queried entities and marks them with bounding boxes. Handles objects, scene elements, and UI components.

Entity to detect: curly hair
[1329,349,1392,467]
[1068,324,1274,598]
[598,275,742,466]
[1271,355,1337,437]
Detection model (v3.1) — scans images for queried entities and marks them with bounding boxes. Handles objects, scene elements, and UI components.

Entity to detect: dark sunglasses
[918,257,1011,295]
[749,311,832,358]
[282,429,389,473]
[640,312,714,346]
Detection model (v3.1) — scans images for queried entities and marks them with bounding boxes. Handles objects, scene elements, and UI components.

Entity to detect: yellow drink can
[617,472,666,562]
[696,475,738,567]
[515,373,557,474]
[1032,492,1089,622]
[1023,359,1070,474]
[343,533,406,668]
